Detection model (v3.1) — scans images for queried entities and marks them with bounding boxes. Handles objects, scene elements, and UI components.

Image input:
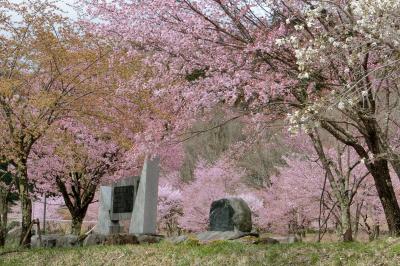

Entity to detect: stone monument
[189,197,255,243]
[95,176,140,234]
[95,157,160,236]
[209,197,252,232]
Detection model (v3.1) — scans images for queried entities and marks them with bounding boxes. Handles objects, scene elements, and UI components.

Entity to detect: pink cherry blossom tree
[29,119,124,235]
[157,183,183,236]
[267,133,400,241]
[0,0,118,245]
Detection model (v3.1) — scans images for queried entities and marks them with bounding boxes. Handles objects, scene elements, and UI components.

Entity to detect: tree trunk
[353,203,362,239]
[341,202,353,242]
[56,173,95,236]
[71,212,85,235]
[0,227,5,247]
[320,120,400,236]
[369,160,400,235]
[389,155,400,182]
[16,164,32,247]
[0,193,8,247]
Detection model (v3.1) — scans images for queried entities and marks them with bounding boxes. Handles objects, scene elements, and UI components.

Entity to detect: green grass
[0,238,399,266]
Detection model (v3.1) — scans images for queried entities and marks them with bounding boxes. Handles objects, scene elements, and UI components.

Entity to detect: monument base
[109,221,123,234]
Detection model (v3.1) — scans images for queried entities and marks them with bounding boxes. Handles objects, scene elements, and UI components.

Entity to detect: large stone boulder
[209,198,252,232]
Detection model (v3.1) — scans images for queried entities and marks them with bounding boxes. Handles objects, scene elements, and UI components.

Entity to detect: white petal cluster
[287,103,323,135]
[351,0,400,48]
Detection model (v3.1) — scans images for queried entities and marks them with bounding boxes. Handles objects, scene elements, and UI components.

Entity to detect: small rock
[196,231,258,243]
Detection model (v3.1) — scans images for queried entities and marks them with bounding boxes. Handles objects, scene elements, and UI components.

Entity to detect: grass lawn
[0,238,399,266]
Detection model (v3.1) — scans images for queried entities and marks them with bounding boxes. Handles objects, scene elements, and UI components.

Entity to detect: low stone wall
[31,233,164,248]
[31,234,79,248]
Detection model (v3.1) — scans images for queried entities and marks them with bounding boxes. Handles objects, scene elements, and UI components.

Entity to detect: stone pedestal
[109,221,123,234]
[129,157,160,234]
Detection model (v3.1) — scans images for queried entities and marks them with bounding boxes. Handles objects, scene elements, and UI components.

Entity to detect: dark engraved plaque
[112,186,135,213]
[209,199,234,231]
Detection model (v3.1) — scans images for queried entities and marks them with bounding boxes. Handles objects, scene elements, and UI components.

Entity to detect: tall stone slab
[129,157,160,234]
[95,186,114,234]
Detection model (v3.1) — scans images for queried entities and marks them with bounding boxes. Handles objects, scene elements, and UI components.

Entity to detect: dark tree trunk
[0,230,5,247]
[56,174,94,236]
[320,120,400,236]
[369,160,400,235]
[19,188,32,246]
[0,194,8,247]
[71,212,85,235]
[365,118,400,235]
[16,164,32,247]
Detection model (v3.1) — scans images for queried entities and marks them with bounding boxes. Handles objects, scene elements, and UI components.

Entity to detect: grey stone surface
[31,234,79,248]
[196,231,257,242]
[209,198,252,232]
[95,186,114,235]
[129,157,160,234]
[7,226,21,239]
[56,234,79,247]
[83,234,107,246]
[31,235,54,248]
